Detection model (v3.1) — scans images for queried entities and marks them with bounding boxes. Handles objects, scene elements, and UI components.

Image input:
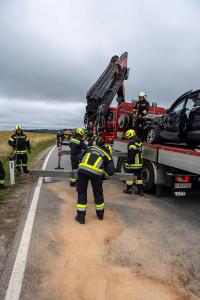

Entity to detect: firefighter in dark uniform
[134,91,149,139]
[0,159,6,190]
[123,129,144,196]
[69,128,87,187]
[8,125,31,174]
[86,121,94,146]
[75,138,114,224]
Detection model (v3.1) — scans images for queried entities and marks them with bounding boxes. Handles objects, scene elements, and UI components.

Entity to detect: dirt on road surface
[22,181,198,300]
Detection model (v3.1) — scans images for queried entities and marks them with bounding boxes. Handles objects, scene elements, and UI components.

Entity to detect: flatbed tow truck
[84,52,200,197]
[113,141,200,197]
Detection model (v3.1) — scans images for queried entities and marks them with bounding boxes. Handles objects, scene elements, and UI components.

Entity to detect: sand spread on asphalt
[38,182,191,300]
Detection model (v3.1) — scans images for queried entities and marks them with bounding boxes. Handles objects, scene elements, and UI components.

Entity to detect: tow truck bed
[113,140,200,197]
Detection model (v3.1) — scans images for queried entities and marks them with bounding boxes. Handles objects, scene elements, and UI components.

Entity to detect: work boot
[96,211,104,220]
[123,189,132,194]
[75,215,85,224]
[0,184,6,190]
[134,190,144,196]
[137,186,144,196]
[70,181,77,187]
[138,191,144,196]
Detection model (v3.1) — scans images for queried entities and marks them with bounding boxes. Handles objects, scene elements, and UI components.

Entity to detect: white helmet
[139,91,146,98]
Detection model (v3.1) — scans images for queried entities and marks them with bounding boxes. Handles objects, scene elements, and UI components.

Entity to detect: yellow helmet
[15,124,22,130]
[76,128,85,136]
[106,144,112,155]
[125,129,136,139]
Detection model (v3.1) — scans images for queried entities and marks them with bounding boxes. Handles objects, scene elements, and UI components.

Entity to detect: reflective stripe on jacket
[126,138,143,169]
[69,136,87,156]
[8,133,30,152]
[78,146,114,177]
[135,99,149,117]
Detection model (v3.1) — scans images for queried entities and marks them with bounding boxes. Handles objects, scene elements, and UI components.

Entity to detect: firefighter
[134,91,149,139]
[8,125,31,174]
[69,128,87,187]
[123,129,144,196]
[0,160,6,190]
[86,121,94,146]
[75,137,114,224]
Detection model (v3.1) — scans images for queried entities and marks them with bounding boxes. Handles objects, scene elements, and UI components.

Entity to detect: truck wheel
[117,157,126,173]
[146,126,160,144]
[142,160,155,192]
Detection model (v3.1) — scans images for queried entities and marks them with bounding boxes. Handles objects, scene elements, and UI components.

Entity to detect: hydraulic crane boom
[84,52,129,132]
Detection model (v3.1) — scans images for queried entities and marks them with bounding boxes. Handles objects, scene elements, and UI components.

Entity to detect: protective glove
[103,172,110,180]
[143,110,147,115]
[28,149,31,153]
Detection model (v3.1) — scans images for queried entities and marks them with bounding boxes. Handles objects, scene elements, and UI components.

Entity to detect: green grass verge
[0,138,55,207]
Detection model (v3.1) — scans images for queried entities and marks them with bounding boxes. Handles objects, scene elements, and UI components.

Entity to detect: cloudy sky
[0,0,200,129]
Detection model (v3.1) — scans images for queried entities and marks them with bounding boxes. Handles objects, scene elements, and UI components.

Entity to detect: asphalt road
[1,145,200,300]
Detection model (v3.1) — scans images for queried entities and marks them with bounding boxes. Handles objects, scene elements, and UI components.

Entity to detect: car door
[161,99,186,141]
[186,92,200,133]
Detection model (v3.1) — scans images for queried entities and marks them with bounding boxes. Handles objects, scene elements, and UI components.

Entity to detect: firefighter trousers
[16,153,29,173]
[0,160,5,185]
[126,168,143,193]
[77,171,104,219]
[135,118,145,140]
[70,155,79,186]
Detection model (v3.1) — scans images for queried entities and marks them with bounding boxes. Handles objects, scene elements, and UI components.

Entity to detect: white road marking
[5,145,56,300]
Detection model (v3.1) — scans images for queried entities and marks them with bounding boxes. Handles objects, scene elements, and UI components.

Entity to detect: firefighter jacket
[8,132,30,154]
[69,135,87,157]
[86,129,93,140]
[125,137,143,170]
[0,160,6,184]
[78,145,114,177]
[135,99,149,117]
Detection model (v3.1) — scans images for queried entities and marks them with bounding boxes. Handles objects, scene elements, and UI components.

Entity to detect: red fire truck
[84,52,165,143]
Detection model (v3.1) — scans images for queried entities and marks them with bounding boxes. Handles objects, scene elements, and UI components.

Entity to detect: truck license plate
[174,183,192,189]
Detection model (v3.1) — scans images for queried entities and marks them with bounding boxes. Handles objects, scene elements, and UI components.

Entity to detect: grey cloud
[0,99,85,130]
[0,0,200,129]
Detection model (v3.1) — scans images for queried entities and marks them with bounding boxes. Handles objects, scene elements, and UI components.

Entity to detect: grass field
[0,131,56,157]
[0,131,56,211]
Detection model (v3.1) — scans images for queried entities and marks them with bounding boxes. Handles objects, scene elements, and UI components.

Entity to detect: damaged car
[146,89,200,147]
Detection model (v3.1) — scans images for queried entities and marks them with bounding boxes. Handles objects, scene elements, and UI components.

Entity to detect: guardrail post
[9,158,15,185]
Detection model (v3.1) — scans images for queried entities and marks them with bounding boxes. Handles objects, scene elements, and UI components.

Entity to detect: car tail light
[175,176,191,183]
